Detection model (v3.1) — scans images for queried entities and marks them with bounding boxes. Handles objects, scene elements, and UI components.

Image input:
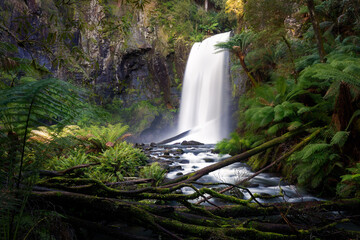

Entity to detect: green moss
[247,152,268,171]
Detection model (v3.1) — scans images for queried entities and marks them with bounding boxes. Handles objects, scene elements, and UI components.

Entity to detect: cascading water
[177,32,231,143]
[152,32,320,205]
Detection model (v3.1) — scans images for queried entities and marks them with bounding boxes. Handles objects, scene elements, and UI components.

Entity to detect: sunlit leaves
[225,0,245,18]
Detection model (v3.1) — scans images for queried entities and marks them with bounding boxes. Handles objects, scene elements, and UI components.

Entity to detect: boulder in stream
[181,140,204,145]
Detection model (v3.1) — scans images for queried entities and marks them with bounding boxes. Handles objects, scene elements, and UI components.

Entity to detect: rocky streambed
[137,142,321,205]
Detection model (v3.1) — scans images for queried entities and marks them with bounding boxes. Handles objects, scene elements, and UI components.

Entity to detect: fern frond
[245,106,274,128]
[295,53,320,71]
[330,131,349,147]
[298,62,360,90]
[267,122,286,135]
[0,78,81,186]
[216,31,255,54]
[75,123,129,151]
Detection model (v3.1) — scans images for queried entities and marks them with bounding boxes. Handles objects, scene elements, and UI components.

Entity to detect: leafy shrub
[288,130,349,191]
[92,142,148,181]
[216,132,251,155]
[140,162,167,186]
[75,123,129,151]
[45,150,90,173]
[337,163,360,198]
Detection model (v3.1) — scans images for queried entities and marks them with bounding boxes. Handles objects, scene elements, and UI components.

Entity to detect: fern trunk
[234,50,258,87]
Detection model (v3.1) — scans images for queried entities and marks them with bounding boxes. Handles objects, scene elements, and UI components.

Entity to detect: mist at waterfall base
[175,32,231,144]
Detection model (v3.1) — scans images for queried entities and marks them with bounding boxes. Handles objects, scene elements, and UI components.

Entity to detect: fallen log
[197,128,323,204]
[162,127,307,188]
[28,190,360,239]
[157,130,191,145]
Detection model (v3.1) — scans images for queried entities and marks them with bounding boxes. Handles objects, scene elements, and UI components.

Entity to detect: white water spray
[177,32,231,143]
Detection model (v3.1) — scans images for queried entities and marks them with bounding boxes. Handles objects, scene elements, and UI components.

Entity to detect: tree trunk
[233,48,258,87]
[307,0,326,62]
[205,0,208,12]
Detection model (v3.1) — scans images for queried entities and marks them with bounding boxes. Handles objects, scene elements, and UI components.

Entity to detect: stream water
[151,32,320,204]
[148,143,321,205]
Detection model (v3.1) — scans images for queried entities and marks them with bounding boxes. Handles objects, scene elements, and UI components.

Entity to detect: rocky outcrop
[0,0,190,108]
[76,0,189,107]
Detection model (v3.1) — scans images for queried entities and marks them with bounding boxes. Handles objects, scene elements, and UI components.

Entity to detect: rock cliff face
[0,0,192,141]
[0,0,191,108]
[73,0,191,108]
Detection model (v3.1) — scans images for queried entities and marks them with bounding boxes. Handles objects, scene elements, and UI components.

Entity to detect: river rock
[176,172,183,176]
[169,165,183,172]
[229,188,244,199]
[176,149,184,154]
[203,158,215,163]
[181,140,204,145]
[179,160,190,164]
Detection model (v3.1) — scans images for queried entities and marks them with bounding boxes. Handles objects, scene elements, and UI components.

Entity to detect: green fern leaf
[287,121,302,131]
[330,131,349,147]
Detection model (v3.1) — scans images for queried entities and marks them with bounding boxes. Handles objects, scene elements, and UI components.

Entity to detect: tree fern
[295,53,320,72]
[290,142,341,189]
[216,31,255,54]
[245,106,274,128]
[330,131,349,147]
[0,78,80,187]
[274,101,304,122]
[337,162,360,197]
[75,123,129,151]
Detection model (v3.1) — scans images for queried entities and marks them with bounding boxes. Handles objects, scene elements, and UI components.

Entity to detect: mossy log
[31,127,360,239]
[29,190,360,239]
[29,190,300,239]
[197,128,323,204]
[162,128,307,188]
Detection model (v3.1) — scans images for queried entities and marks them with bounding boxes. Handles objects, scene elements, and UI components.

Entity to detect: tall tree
[306,0,326,63]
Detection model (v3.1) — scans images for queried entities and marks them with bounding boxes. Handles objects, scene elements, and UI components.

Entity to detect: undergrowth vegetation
[216,0,360,197]
[0,41,154,238]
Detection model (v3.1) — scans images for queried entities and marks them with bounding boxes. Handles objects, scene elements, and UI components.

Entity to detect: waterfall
[177,32,230,143]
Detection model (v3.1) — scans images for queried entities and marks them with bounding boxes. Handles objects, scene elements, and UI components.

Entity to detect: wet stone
[192,166,199,169]
[162,160,174,165]
[179,160,190,164]
[176,149,184,154]
[169,165,183,172]
[181,140,204,146]
[229,188,244,199]
[176,172,183,176]
[203,158,215,163]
